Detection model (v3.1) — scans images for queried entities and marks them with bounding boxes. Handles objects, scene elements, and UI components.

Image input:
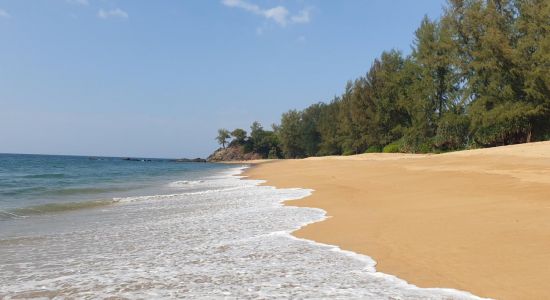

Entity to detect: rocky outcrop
[207,146,262,162]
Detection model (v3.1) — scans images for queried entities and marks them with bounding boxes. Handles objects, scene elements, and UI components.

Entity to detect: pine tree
[317,99,341,155]
[278,110,306,158]
[445,0,531,146]
[515,0,550,141]
[366,50,409,148]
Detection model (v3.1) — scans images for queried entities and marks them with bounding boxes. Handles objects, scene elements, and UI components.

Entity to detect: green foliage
[417,141,433,154]
[230,128,247,145]
[383,141,402,153]
[470,102,533,146]
[277,110,306,158]
[216,0,550,158]
[242,139,254,153]
[317,99,341,156]
[249,121,263,144]
[267,147,279,159]
[365,145,382,153]
[301,104,323,156]
[215,122,283,159]
[216,129,230,148]
[400,133,432,153]
[444,0,550,145]
[342,149,356,156]
[365,51,410,147]
[434,111,470,150]
[247,122,279,158]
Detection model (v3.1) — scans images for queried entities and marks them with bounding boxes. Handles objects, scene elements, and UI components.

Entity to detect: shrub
[365,145,382,153]
[267,147,279,159]
[434,112,470,151]
[342,149,356,156]
[417,141,433,153]
[472,116,530,147]
[383,141,401,153]
[400,134,434,153]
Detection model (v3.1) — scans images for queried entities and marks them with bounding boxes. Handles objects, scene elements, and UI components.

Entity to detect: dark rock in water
[171,158,207,163]
[122,158,153,162]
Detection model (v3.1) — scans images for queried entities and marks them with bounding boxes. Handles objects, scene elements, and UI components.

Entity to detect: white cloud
[66,0,89,6]
[0,9,11,19]
[222,0,260,13]
[263,6,288,26]
[291,8,310,24]
[221,0,311,27]
[98,8,128,19]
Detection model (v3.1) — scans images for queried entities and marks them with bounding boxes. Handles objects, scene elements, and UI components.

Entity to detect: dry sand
[243,141,550,300]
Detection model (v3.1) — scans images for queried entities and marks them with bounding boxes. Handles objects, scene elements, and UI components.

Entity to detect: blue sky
[0,0,446,158]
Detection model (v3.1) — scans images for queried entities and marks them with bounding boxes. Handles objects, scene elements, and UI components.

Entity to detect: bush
[417,141,433,153]
[400,133,434,153]
[383,141,401,153]
[243,140,254,153]
[365,145,382,153]
[342,149,356,156]
[469,102,534,147]
[267,147,279,159]
[434,112,470,151]
[472,117,530,147]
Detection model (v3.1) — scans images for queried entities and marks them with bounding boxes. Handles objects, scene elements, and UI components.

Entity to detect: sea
[0,153,483,299]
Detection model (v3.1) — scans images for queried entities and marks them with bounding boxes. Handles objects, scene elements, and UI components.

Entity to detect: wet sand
[243,141,550,299]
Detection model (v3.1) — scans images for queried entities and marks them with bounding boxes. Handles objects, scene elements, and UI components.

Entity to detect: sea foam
[0,166,487,299]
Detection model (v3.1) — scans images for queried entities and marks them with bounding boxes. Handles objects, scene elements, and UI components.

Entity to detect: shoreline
[236,165,483,299]
[242,141,550,300]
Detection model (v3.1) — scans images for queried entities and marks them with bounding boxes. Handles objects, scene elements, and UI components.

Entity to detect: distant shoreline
[243,141,550,299]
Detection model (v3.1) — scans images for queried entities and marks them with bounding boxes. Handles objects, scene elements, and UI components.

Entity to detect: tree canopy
[216,0,550,158]
[216,129,231,148]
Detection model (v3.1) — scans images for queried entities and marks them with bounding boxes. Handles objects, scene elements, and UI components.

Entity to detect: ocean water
[0,154,484,299]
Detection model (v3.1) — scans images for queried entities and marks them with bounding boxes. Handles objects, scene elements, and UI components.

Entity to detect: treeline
[217,0,550,158]
[216,122,281,158]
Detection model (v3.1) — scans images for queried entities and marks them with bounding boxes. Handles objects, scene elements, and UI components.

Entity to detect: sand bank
[243,141,550,299]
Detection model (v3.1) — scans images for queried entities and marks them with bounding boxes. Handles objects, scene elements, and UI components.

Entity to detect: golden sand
[243,141,550,299]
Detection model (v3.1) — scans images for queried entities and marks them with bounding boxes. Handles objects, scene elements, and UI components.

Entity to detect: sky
[0,0,446,158]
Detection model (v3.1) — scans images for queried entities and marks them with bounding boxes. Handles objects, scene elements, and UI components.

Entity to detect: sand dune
[244,141,550,299]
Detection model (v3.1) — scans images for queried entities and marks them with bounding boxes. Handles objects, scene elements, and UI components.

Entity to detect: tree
[249,121,263,144]
[214,0,549,157]
[301,103,323,156]
[317,99,341,155]
[399,58,433,152]
[444,0,531,146]
[434,109,471,150]
[278,110,306,158]
[392,15,462,152]
[230,128,247,144]
[247,121,280,158]
[514,0,550,141]
[365,50,410,148]
[337,81,362,154]
[337,79,375,155]
[216,128,230,148]
[412,15,459,120]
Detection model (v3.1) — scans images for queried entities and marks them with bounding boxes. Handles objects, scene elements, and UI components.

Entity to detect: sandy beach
[244,141,550,299]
